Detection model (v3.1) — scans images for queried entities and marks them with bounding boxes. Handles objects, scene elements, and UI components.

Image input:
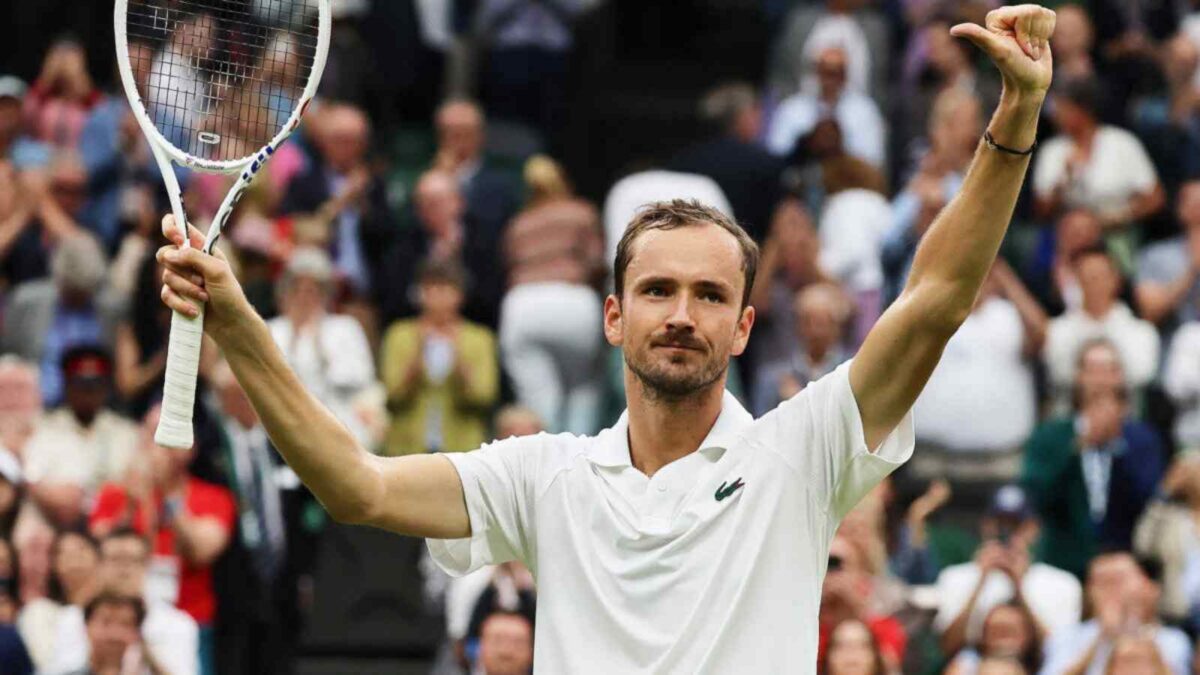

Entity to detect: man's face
[414,174,463,234]
[605,224,753,401]
[320,109,368,173]
[100,537,149,598]
[815,48,847,99]
[1076,253,1120,311]
[86,603,140,666]
[1087,554,1139,608]
[1057,211,1102,255]
[1052,5,1093,59]
[981,606,1031,657]
[477,614,534,675]
[65,378,108,427]
[1076,344,1126,405]
[51,161,89,217]
[436,103,484,166]
[796,296,841,354]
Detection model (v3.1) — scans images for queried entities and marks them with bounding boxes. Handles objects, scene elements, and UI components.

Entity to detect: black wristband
[984,130,1037,156]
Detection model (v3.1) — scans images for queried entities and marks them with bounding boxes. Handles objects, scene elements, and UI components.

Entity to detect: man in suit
[208,361,324,675]
[279,103,395,300]
[433,99,520,242]
[668,83,784,244]
[1023,338,1167,580]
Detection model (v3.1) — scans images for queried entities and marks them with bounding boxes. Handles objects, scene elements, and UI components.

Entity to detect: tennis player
[156,5,1055,671]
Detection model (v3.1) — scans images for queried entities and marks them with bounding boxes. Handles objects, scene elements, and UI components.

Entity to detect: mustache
[651,330,706,351]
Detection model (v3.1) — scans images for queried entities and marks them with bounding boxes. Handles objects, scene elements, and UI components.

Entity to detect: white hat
[0,76,27,101]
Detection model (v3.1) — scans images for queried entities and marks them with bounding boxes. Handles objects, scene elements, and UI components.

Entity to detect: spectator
[500,157,605,435]
[751,282,850,416]
[1042,246,1159,411]
[1135,180,1200,332]
[944,602,1044,675]
[0,153,88,288]
[767,0,890,103]
[889,478,951,586]
[380,258,499,455]
[1052,4,1097,80]
[816,155,889,344]
[1040,552,1190,675]
[0,76,50,169]
[432,99,520,242]
[1023,352,1166,579]
[1164,317,1200,451]
[377,169,506,328]
[0,618,32,675]
[45,592,150,675]
[2,232,121,406]
[207,360,324,675]
[23,38,102,151]
[16,529,99,671]
[818,534,907,670]
[748,199,836,374]
[1132,450,1200,625]
[1033,76,1164,270]
[475,610,534,675]
[766,46,886,170]
[89,405,235,673]
[113,249,173,419]
[669,82,785,242]
[1129,35,1200,197]
[280,102,394,299]
[908,261,1044,483]
[17,346,136,603]
[267,247,376,446]
[601,169,734,273]
[818,618,889,675]
[45,529,198,675]
[0,357,41,467]
[934,485,1082,659]
[883,88,982,301]
[1027,209,1104,317]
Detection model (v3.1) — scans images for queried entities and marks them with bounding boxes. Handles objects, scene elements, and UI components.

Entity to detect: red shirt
[90,478,236,625]
[817,615,907,666]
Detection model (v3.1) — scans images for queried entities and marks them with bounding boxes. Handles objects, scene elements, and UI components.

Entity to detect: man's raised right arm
[155,215,470,539]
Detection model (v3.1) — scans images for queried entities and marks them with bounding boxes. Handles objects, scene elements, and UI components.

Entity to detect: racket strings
[126,0,320,163]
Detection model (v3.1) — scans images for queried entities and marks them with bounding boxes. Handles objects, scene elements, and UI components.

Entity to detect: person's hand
[950,5,1056,95]
[1096,598,1124,639]
[155,215,251,340]
[57,45,94,101]
[975,539,1008,573]
[1162,458,1198,500]
[37,48,64,88]
[907,479,952,525]
[335,166,371,209]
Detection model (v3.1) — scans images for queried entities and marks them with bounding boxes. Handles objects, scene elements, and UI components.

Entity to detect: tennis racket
[114,0,331,449]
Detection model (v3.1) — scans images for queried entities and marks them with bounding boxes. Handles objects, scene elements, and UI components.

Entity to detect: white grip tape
[155,306,205,449]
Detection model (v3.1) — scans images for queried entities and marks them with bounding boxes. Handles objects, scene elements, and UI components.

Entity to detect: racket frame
[113,0,331,448]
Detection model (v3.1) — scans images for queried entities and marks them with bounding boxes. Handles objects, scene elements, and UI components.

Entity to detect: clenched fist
[951,5,1056,95]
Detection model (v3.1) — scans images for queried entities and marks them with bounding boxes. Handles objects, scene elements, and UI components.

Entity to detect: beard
[625,332,729,403]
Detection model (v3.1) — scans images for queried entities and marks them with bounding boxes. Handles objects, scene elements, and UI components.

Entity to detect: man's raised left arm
[851,5,1056,449]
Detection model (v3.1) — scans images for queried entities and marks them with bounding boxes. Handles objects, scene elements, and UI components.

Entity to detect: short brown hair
[84,591,146,627]
[613,200,759,308]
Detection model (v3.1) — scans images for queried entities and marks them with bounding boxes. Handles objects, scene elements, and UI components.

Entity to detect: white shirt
[1032,126,1159,222]
[913,298,1036,452]
[933,562,1082,644]
[819,188,889,294]
[1043,303,1161,391]
[1040,620,1192,675]
[602,171,734,273]
[43,601,199,675]
[268,313,376,445]
[1166,323,1200,450]
[427,361,914,673]
[766,91,886,168]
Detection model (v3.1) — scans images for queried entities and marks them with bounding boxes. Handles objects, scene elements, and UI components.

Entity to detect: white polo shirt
[428,361,914,674]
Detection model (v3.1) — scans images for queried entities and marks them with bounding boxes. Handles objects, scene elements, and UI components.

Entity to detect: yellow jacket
[380,320,499,455]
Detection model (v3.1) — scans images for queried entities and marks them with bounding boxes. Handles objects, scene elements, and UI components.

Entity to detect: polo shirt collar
[588,390,753,468]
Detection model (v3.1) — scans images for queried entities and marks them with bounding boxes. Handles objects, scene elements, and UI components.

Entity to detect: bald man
[279,102,395,299]
[433,99,519,244]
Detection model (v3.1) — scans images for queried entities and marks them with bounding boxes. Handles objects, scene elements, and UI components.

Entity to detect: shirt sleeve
[746,360,914,520]
[1117,130,1159,193]
[426,436,543,577]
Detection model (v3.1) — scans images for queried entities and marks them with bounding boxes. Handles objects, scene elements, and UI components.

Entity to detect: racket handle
[155,306,205,449]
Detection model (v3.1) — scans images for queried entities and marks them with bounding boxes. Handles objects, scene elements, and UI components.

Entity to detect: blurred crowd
[6,0,1200,674]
